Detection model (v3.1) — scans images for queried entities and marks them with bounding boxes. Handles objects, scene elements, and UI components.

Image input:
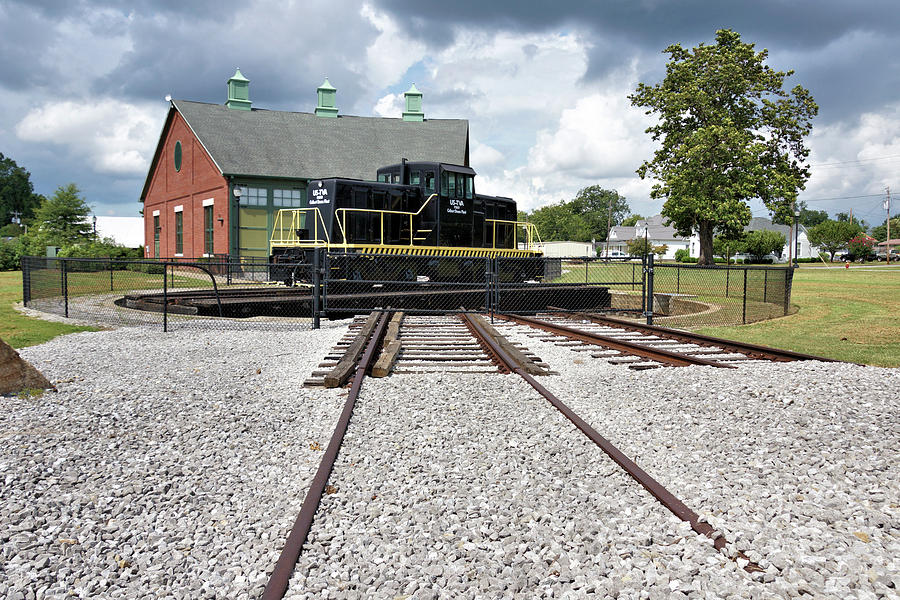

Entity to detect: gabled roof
[141,100,469,201]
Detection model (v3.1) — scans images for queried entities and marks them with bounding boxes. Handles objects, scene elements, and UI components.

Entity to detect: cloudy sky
[3,0,899,226]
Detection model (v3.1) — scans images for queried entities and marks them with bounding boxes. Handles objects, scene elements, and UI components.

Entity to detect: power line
[800,193,884,203]
[811,153,900,168]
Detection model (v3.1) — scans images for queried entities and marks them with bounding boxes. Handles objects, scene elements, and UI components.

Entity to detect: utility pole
[885,187,892,264]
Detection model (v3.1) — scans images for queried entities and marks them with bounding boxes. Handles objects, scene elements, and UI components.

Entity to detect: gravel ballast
[2,319,898,599]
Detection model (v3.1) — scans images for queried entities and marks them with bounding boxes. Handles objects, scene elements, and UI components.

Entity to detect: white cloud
[360,3,427,89]
[16,99,165,175]
[373,92,403,118]
[802,103,900,219]
[470,139,505,168]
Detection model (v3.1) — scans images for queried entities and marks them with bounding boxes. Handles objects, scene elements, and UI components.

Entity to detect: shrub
[674,248,691,262]
[0,237,25,270]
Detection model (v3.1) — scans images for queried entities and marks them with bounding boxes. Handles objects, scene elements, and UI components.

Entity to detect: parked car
[876,250,900,261]
[840,251,878,262]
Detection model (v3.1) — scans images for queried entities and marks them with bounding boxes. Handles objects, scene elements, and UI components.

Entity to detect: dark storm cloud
[373,0,900,122]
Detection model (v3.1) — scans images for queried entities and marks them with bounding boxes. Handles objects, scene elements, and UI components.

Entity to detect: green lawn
[699,266,900,367]
[0,271,98,348]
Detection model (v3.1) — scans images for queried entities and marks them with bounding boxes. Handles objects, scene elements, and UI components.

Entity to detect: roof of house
[142,100,469,200]
[609,214,688,243]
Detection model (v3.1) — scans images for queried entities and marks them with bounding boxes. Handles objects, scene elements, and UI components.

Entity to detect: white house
[606,215,690,259]
[688,217,816,260]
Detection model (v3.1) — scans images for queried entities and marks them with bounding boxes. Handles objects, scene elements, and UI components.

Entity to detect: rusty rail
[459,312,762,573]
[553,311,838,363]
[262,310,392,600]
[496,313,735,369]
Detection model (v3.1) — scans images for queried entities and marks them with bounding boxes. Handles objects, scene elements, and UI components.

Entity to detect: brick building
[140,70,469,259]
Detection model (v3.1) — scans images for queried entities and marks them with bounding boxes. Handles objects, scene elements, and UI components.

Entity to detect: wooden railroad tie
[371,312,405,378]
[323,312,382,388]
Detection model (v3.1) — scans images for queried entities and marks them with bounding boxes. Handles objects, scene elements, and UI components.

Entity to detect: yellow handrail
[270,208,331,248]
[334,193,438,246]
[485,219,543,252]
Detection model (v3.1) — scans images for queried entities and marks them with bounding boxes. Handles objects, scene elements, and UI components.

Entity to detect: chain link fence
[21,254,794,332]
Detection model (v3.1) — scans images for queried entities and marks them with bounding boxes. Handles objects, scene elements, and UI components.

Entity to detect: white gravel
[2,319,898,599]
[3,323,347,599]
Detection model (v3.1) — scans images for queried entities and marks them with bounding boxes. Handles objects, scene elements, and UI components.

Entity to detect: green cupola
[315,78,339,118]
[226,68,251,111]
[402,84,424,122]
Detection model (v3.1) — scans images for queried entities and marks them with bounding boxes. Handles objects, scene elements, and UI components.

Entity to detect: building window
[174,141,182,172]
[410,171,421,185]
[204,205,214,255]
[153,215,160,258]
[175,211,183,255]
[237,186,266,206]
[273,188,302,207]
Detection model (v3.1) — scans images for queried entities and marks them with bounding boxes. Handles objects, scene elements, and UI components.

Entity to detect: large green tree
[569,186,630,241]
[27,183,93,249]
[807,219,862,261]
[630,29,818,265]
[526,201,592,242]
[0,153,43,226]
[871,215,900,242]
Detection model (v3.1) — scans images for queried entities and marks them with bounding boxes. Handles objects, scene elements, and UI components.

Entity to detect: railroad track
[491,311,834,369]
[265,310,793,597]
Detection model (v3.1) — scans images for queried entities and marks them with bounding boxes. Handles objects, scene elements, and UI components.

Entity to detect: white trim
[174,253,184,257]
[202,253,211,258]
[202,198,215,207]
[152,209,160,216]
[174,205,183,212]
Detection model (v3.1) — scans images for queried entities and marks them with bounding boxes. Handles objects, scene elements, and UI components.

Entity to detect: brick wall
[143,111,229,258]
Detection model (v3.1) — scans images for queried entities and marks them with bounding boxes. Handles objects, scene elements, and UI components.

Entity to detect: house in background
[606,215,690,259]
[606,214,816,260]
[141,70,469,259]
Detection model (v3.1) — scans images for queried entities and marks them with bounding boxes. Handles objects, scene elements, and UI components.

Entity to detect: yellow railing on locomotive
[485,219,544,253]
[270,208,330,248]
[333,193,439,247]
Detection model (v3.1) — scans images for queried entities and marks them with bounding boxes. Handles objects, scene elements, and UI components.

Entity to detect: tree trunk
[698,221,714,265]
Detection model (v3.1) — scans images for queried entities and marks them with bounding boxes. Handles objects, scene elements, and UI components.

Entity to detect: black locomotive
[269,160,543,283]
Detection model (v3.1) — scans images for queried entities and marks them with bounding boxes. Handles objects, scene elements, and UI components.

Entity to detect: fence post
[645,254,654,325]
[163,263,168,333]
[783,267,792,316]
[631,262,636,291]
[742,267,748,324]
[726,268,730,298]
[312,248,321,330]
[62,258,69,319]
[22,257,31,305]
[109,256,114,291]
[763,268,768,304]
[585,258,588,283]
[677,265,680,294]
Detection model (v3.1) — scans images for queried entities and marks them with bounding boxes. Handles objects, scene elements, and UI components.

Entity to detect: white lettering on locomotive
[447,197,467,215]
[310,187,330,205]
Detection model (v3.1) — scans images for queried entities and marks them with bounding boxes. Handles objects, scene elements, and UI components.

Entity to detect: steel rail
[555,311,838,362]
[262,310,392,600]
[495,314,735,369]
[459,312,762,573]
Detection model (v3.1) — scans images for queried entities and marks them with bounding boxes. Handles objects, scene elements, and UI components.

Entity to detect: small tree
[653,244,669,259]
[621,214,644,227]
[807,219,862,261]
[626,237,652,256]
[674,248,690,262]
[847,234,876,260]
[743,230,786,260]
[29,183,93,248]
[713,233,746,262]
